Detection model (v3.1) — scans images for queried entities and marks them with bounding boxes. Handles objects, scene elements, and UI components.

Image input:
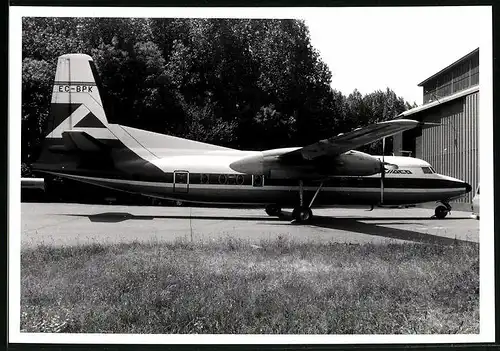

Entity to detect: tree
[21,17,417,179]
[21,58,53,174]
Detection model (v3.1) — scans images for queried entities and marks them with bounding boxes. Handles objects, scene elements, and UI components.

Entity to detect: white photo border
[8,5,495,344]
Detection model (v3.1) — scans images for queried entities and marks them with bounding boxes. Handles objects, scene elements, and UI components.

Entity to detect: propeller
[379,137,399,203]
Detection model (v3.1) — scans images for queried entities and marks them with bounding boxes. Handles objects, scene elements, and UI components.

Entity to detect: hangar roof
[417,48,479,87]
[398,85,479,118]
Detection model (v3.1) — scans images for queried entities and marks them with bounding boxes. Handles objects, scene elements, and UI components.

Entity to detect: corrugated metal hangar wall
[394,48,479,203]
[416,92,479,203]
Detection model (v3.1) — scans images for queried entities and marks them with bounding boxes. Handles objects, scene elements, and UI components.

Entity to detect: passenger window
[201,174,209,184]
[175,172,188,184]
[218,174,228,185]
[422,167,433,174]
[253,175,263,187]
[236,175,244,185]
[226,174,236,185]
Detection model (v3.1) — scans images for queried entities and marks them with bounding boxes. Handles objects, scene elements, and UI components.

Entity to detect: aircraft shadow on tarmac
[69,211,476,246]
[291,215,473,246]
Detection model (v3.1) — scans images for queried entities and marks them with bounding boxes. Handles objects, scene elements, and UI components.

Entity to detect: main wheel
[434,205,449,219]
[292,206,313,223]
[265,204,282,217]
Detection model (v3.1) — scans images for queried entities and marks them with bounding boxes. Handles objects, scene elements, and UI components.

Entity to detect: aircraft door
[173,171,189,193]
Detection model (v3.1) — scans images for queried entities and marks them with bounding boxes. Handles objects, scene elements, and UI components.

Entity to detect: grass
[20,237,479,334]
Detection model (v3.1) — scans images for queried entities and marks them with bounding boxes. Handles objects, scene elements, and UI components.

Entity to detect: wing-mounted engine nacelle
[229,147,317,178]
[324,150,383,176]
[229,148,383,178]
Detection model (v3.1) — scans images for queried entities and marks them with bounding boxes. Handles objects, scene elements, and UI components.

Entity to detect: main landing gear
[265,180,323,223]
[434,202,452,219]
[266,180,323,223]
[291,180,324,223]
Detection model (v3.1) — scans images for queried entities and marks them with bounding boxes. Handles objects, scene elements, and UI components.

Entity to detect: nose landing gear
[434,202,452,219]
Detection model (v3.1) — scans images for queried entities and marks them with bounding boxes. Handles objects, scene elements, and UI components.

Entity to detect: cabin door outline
[173,170,189,193]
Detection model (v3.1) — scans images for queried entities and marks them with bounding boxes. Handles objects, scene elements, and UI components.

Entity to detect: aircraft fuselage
[44,149,471,207]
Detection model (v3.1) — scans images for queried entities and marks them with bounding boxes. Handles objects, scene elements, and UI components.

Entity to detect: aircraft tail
[45,53,116,141]
[33,54,119,175]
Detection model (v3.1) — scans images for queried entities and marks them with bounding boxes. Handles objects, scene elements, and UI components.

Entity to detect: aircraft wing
[280,119,419,161]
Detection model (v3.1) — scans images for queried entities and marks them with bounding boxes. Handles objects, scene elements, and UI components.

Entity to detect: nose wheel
[434,202,452,219]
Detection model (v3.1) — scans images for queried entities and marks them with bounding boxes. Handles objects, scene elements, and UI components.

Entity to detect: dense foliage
[22,17,416,177]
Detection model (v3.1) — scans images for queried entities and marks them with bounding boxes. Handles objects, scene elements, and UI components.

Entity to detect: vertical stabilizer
[47,54,115,140]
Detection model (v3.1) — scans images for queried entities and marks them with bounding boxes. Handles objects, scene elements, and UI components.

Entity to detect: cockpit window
[422,167,433,174]
[430,167,436,173]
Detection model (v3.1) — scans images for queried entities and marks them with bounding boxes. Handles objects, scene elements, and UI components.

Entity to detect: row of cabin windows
[203,174,263,186]
[175,173,264,186]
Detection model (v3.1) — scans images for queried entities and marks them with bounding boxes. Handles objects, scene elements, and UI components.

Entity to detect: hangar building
[393,48,479,204]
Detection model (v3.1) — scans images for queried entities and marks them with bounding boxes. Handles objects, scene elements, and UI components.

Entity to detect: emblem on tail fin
[46,54,115,140]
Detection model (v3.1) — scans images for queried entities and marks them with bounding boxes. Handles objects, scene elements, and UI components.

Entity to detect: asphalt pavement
[20,203,479,248]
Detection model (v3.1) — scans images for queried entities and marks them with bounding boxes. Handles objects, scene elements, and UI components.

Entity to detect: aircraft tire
[434,205,449,219]
[265,204,282,217]
[292,206,313,223]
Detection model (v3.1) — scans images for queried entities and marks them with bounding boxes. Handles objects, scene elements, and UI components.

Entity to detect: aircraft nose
[465,182,472,193]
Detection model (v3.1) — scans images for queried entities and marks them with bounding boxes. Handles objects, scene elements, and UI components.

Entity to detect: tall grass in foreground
[21,238,479,334]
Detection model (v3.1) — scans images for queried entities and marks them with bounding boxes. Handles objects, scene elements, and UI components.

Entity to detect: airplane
[32,53,472,223]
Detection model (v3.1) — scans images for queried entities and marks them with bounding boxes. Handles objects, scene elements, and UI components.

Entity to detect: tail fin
[34,54,118,174]
[46,54,115,141]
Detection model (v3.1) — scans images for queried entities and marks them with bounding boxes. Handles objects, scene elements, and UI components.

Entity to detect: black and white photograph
[9,5,494,344]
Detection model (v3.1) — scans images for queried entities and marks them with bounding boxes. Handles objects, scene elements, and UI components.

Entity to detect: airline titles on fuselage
[385,169,413,174]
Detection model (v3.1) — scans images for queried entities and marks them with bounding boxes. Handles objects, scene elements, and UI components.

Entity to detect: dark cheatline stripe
[53,81,97,86]
[74,112,106,128]
[324,177,465,189]
[265,177,465,189]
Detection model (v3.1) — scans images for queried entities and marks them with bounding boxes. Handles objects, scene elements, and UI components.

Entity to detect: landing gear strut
[292,180,324,223]
[265,204,282,217]
[434,202,451,219]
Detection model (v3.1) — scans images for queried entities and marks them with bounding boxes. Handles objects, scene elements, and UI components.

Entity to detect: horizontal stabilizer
[21,178,45,190]
[61,130,109,152]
